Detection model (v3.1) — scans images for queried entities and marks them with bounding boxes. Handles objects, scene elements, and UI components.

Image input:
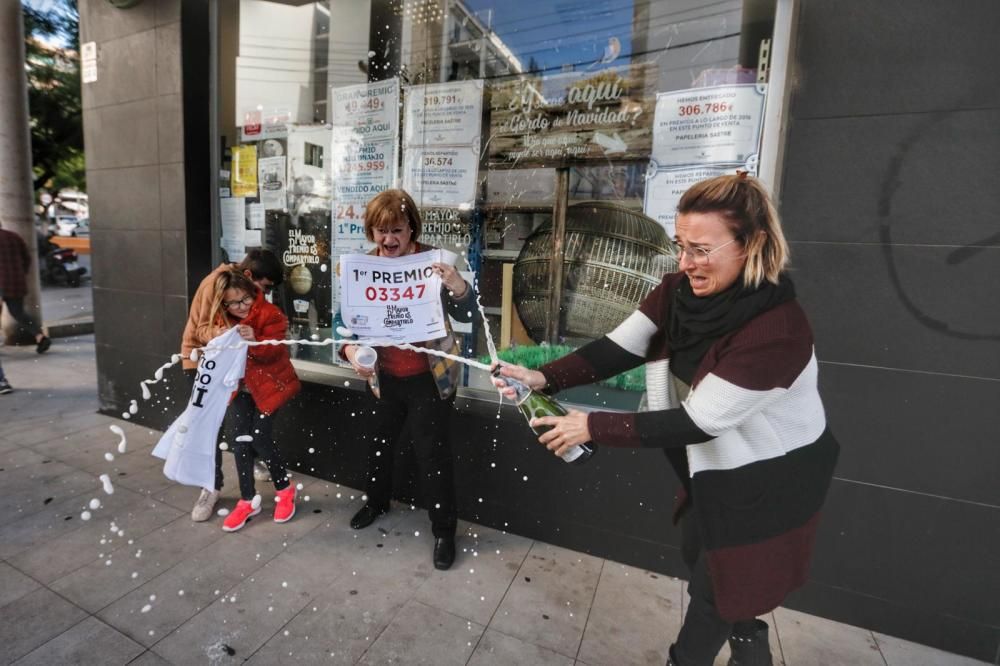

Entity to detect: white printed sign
[643,166,742,237]
[331,136,396,204]
[330,79,400,142]
[402,146,480,208]
[339,251,448,343]
[81,42,97,83]
[257,156,286,210]
[403,80,484,147]
[651,84,766,169]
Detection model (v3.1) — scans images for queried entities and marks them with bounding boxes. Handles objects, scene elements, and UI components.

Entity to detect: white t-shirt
[152,327,247,489]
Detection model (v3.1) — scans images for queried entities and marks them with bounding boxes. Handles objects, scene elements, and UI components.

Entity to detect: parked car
[71,217,89,237]
[55,216,86,237]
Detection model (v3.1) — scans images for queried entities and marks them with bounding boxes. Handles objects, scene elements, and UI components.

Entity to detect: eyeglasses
[672,237,740,265]
[223,295,254,309]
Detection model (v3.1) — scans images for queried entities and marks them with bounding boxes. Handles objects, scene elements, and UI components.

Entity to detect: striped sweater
[540,272,839,621]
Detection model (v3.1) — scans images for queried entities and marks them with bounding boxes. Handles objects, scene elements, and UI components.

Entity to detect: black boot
[433,535,455,570]
[349,503,388,530]
[727,619,772,666]
[667,644,680,665]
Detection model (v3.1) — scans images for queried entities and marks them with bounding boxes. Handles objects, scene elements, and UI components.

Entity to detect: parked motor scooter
[38,235,87,287]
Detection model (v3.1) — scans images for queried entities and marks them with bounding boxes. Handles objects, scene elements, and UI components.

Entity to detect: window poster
[402,79,484,208]
[403,80,484,147]
[401,146,480,208]
[650,84,766,169]
[231,146,259,198]
[339,251,448,343]
[487,63,656,168]
[219,197,246,262]
[257,156,287,210]
[329,80,400,245]
[643,166,741,237]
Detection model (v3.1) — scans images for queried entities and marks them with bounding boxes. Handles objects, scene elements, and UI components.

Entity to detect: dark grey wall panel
[92,287,164,355]
[792,242,1000,379]
[89,230,163,293]
[95,344,188,428]
[780,109,1000,246]
[793,0,1000,118]
[86,167,162,232]
[819,362,1000,506]
[810,479,1000,632]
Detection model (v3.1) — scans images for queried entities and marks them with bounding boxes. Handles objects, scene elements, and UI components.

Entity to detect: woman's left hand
[532,410,591,458]
[237,325,256,342]
[432,262,468,298]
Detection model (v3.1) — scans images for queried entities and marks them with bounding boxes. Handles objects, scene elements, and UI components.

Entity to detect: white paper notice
[81,42,97,83]
[402,145,480,208]
[220,197,245,241]
[403,80,484,147]
[247,203,265,230]
[643,166,741,237]
[339,251,446,343]
[220,197,245,261]
[257,156,287,210]
[650,84,766,169]
[244,229,263,247]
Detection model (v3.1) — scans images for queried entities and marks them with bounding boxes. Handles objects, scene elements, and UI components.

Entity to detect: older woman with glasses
[494,174,839,666]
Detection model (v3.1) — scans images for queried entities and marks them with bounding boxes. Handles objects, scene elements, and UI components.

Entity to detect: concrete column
[0,1,43,343]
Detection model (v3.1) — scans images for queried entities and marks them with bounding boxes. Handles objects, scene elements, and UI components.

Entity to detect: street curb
[47,319,95,338]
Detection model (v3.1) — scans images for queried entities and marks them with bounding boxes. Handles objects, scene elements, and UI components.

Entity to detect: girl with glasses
[210,270,301,532]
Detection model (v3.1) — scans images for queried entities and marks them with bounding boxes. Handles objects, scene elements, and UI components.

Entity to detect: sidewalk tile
[150,551,326,664]
[0,588,88,664]
[414,521,533,626]
[774,607,885,665]
[469,629,575,665]
[11,616,143,666]
[578,562,682,666]
[49,515,220,612]
[488,542,603,659]
[0,562,40,608]
[97,532,284,647]
[360,599,485,665]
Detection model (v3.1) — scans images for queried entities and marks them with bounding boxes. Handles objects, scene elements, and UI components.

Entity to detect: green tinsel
[481,345,646,392]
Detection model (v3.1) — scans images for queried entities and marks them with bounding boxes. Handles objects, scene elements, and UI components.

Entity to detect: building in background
[78,1,1000,661]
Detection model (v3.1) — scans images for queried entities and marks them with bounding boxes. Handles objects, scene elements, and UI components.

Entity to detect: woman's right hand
[491,362,547,400]
[345,344,375,379]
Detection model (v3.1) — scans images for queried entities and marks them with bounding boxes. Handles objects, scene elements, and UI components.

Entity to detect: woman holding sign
[341,189,475,571]
[494,175,838,666]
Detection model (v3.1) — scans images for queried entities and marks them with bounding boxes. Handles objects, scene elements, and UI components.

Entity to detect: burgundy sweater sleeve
[587,407,712,449]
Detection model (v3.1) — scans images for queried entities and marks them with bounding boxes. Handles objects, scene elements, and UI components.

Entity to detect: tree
[22,0,84,193]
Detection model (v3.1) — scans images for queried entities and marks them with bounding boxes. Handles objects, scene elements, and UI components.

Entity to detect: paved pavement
[0,337,989,665]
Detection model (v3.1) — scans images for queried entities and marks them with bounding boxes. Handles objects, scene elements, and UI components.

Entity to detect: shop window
[213,0,791,409]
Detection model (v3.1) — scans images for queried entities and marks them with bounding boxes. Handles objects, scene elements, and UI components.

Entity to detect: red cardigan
[227,291,301,414]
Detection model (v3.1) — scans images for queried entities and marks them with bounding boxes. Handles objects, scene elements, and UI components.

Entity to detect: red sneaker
[274,486,296,523]
[222,499,260,532]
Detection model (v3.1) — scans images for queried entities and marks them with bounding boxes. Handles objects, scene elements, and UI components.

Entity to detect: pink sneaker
[222,499,260,532]
[274,486,296,523]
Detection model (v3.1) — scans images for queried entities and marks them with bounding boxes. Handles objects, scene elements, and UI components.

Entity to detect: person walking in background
[495,174,839,666]
[341,188,476,571]
[0,219,51,354]
[181,249,285,521]
[0,358,12,394]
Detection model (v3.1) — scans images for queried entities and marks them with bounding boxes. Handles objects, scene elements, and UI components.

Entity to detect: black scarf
[667,274,796,384]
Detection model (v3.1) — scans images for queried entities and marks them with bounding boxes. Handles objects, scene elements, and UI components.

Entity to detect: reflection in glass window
[217,0,776,406]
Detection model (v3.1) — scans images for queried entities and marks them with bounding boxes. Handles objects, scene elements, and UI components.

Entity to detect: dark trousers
[2,298,42,338]
[365,372,457,538]
[185,369,226,491]
[673,509,760,666]
[226,391,290,500]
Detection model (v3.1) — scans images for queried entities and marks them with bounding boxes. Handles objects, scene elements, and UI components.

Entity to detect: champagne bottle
[492,368,596,465]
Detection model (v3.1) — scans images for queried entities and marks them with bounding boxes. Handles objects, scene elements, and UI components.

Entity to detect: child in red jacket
[211,270,301,531]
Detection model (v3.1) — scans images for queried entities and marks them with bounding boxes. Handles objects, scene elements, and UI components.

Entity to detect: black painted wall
[89,0,999,661]
[775,0,1000,661]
